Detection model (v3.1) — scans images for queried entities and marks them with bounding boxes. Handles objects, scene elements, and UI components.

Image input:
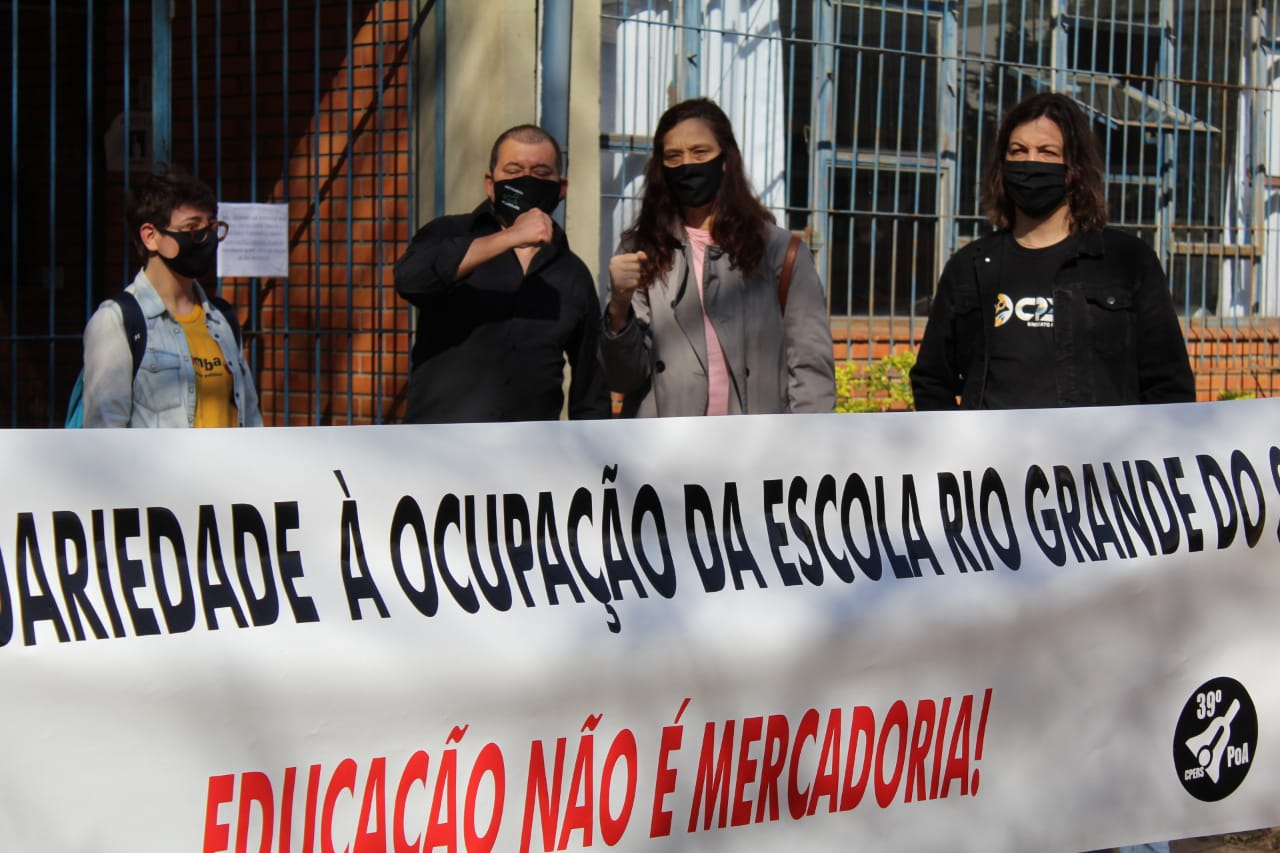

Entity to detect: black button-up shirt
[393,203,609,423]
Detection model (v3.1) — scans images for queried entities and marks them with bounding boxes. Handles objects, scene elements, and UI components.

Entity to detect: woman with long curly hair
[601,98,835,416]
[910,92,1193,410]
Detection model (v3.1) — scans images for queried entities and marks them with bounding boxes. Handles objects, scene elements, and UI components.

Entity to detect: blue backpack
[65,291,241,427]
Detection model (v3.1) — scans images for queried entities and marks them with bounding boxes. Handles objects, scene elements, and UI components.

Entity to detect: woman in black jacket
[910,92,1194,410]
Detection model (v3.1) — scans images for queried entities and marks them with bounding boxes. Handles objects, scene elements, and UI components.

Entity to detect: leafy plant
[835,349,916,413]
[1217,388,1257,401]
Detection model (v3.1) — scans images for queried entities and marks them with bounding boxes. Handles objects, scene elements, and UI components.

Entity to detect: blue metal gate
[600,0,1279,384]
[2,0,426,427]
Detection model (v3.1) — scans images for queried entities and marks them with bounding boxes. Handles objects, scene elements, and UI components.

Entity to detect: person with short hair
[910,92,1194,410]
[601,98,835,416]
[393,124,609,423]
[82,168,262,427]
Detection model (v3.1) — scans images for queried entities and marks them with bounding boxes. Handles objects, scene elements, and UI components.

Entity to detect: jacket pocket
[951,285,982,317]
[1083,284,1134,312]
[1080,282,1138,398]
[1083,283,1135,355]
[136,348,184,414]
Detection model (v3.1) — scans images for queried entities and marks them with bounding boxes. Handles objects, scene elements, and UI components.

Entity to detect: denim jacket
[82,270,263,427]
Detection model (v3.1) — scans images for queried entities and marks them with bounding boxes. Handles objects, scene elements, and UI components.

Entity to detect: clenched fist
[606,250,648,331]
[506,208,555,248]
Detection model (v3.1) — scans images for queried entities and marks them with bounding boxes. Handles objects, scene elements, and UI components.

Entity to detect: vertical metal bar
[281,0,289,423]
[311,0,321,424]
[1105,1,1125,226]
[867,3,887,321]
[540,0,572,226]
[887,2,906,323]
[783,0,796,232]
[809,0,835,310]
[373,0,385,423]
[215,0,223,204]
[937,1,958,268]
[152,0,171,166]
[974,0,986,234]
[1248,8,1265,321]
[988,0,1008,194]
[85,0,98,315]
[434,0,446,219]
[250,0,257,199]
[249,0,261,393]
[680,0,703,99]
[344,0,354,422]
[1050,0,1068,91]
[1156,0,1176,262]
[191,0,199,172]
[1182,0,1206,319]
[1220,0,1240,323]
[47,0,59,419]
[408,0,417,233]
[123,0,132,283]
[7,0,15,421]
[845,0,860,320]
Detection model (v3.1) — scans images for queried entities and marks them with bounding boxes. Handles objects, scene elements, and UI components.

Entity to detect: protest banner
[1,399,1278,851]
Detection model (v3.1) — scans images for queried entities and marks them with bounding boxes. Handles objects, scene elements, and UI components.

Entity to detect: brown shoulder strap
[778,233,802,315]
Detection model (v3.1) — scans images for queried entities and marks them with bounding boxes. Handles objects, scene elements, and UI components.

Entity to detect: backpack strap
[778,234,802,316]
[109,290,242,376]
[110,291,148,378]
[207,294,243,348]
[67,290,146,427]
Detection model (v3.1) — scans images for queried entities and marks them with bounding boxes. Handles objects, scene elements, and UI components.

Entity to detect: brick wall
[1186,322,1280,400]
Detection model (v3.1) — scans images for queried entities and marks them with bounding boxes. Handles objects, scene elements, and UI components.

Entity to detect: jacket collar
[980,227,1105,258]
[130,268,211,318]
[1075,229,1105,257]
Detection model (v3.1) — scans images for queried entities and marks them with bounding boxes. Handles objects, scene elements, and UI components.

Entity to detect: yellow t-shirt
[173,304,239,428]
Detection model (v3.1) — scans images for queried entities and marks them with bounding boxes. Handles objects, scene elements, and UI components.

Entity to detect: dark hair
[488,124,563,176]
[125,166,217,259]
[981,92,1108,232]
[623,98,774,285]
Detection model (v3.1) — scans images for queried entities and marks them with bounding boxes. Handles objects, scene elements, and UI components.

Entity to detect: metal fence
[4,0,1278,428]
[600,0,1280,379]
[2,0,419,428]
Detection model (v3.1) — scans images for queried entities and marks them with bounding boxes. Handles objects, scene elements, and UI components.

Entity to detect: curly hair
[980,92,1108,233]
[126,166,217,260]
[622,98,774,285]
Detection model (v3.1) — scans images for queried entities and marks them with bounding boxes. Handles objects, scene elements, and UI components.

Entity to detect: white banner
[2,400,1280,852]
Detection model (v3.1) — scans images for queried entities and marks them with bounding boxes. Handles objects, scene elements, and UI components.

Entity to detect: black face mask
[491,175,562,226]
[1003,161,1068,218]
[157,229,219,279]
[662,153,725,209]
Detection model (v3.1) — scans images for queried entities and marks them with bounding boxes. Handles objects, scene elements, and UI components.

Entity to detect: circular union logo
[1173,676,1258,802]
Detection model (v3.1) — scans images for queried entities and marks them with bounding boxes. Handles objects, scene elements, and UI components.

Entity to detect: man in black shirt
[393,125,610,423]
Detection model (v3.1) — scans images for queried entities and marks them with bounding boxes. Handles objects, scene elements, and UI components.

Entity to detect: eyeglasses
[158,220,230,244]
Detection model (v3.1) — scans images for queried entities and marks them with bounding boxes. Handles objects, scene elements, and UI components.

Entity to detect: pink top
[686,226,730,416]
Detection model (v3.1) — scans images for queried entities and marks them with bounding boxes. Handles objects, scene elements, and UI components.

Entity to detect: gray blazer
[601,224,835,417]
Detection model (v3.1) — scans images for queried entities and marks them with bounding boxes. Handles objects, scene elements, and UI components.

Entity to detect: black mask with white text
[1002,161,1068,218]
[491,175,562,226]
[662,153,725,209]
